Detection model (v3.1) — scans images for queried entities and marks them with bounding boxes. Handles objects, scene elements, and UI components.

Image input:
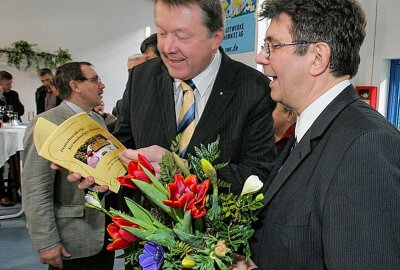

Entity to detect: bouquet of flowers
[85,138,264,270]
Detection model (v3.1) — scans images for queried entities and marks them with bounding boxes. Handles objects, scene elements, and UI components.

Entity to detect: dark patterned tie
[177,80,196,157]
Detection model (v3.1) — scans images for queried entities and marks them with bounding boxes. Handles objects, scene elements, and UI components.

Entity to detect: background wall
[0,0,155,121]
[0,0,399,122]
[355,0,400,116]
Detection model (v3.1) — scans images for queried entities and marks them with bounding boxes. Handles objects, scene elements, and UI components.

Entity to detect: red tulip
[163,174,210,219]
[186,179,209,219]
[106,216,139,251]
[116,154,155,189]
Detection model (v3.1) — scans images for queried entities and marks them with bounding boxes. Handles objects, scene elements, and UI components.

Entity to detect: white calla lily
[240,175,263,195]
[84,193,102,210]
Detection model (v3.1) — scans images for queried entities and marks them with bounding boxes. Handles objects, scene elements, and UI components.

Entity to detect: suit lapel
[156,65,177,144]
[261,85,359,206]
[188,53,236,149]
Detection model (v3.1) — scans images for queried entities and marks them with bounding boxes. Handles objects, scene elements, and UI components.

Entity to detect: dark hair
[155,0,224,34]
[259,0,366,78]
[0,70,13,81]
[54,62,92,100]
[140,33,159,57]
[38,68,53,77]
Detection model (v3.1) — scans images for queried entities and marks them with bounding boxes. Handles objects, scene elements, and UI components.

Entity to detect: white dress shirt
[173,50,222,124]
[295,79,351,142]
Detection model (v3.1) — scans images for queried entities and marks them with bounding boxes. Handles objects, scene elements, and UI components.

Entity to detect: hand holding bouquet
[86,138,264,269]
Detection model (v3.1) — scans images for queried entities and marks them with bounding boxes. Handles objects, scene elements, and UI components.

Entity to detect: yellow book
[34,112,125,193]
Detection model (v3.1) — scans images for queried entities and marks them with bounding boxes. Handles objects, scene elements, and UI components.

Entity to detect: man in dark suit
[115,0,275,194]
[250,0,400,269]
[74,0,276,196]
[0,70,24,120]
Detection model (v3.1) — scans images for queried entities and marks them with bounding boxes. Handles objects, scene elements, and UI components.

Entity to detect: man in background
[140,33,159,60]
[127,34,159,73]
[23,62,114,270]
[0,71,25,206]
[272,102,296,154]
[127,53,146,73]
[35,68,62,114]
[0,70,25,120]
[0,83,12,206]
[93,100,117,132]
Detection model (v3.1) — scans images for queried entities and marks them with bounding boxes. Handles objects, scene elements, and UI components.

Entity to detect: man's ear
[309,42,331,76]
[212,28,224,50]
[69,80,80,93]
[286,111,296,124]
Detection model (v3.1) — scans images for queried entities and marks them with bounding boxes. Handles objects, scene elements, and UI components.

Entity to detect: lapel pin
[220,91,223,95]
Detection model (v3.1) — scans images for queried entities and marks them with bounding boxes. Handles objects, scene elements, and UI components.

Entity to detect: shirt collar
[295,79,350,142]
[63,100,97,118]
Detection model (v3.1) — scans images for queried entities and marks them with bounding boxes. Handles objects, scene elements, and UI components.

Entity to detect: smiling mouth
[168,58,185,64]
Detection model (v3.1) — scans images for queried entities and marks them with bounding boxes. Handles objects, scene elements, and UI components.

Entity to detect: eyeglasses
[77,76,102,84]
[261,41,314,57]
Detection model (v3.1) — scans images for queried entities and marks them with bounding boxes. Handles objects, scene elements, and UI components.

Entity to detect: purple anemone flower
[139,241,164,270]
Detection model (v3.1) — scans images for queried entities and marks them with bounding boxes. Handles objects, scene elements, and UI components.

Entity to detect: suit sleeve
[112,71,136,149]
[218,74,276,194]
[322,129,400,269]
[22,118,61,251]
[14,91,24,117]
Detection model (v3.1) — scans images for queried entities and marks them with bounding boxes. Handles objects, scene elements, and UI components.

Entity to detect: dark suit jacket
[250,85,400,269]
[36,85,62,114]
[4,90,24,120]
[113,52,276,194]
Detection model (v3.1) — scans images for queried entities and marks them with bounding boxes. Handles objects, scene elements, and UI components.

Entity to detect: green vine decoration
[0,40,72,70]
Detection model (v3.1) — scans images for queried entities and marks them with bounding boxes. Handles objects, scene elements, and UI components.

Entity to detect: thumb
[61,246,71,258]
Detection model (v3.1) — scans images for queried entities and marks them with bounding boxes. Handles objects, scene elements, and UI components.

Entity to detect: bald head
[127,54,146,73]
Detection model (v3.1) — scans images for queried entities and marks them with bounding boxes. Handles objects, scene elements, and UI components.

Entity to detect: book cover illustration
[34,112,125,193]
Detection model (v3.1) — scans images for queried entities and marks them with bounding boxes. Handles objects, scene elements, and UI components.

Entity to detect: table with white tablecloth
[0,124,26,167]
[0,123,27,220]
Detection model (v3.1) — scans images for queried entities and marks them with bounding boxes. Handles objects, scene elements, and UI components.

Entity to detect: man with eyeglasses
[22,62,115,270]
[249,0,400,269]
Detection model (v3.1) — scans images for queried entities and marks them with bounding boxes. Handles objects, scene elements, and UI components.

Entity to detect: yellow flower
[200,159,216,179]
[214,239,229,257]
[182,255,196,268]
[240,175,263,195]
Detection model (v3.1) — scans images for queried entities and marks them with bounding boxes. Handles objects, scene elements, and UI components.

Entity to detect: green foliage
[0,40,72,70]
[187,136,229,184]
[172,241,196,259]
[90,137,265,269]
[220,193,263,224]
[160,135,183,184]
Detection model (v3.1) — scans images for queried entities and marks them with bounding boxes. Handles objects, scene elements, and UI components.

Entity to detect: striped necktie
[177,80,196,157]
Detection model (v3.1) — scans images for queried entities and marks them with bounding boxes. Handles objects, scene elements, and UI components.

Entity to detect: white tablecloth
[0,124,26,167]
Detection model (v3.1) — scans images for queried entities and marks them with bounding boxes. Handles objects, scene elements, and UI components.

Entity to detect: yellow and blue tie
[177,80,196,157]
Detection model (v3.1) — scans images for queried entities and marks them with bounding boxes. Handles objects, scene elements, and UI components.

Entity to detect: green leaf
[125,197,154,225]
[173,228,203,247]
[109,210,156,231]
[122,226,154,240]
[132,180,178,222]
[140,166,169,197]
[175,210,193,234]
[145,228,176,247]
[172,152,190,176]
